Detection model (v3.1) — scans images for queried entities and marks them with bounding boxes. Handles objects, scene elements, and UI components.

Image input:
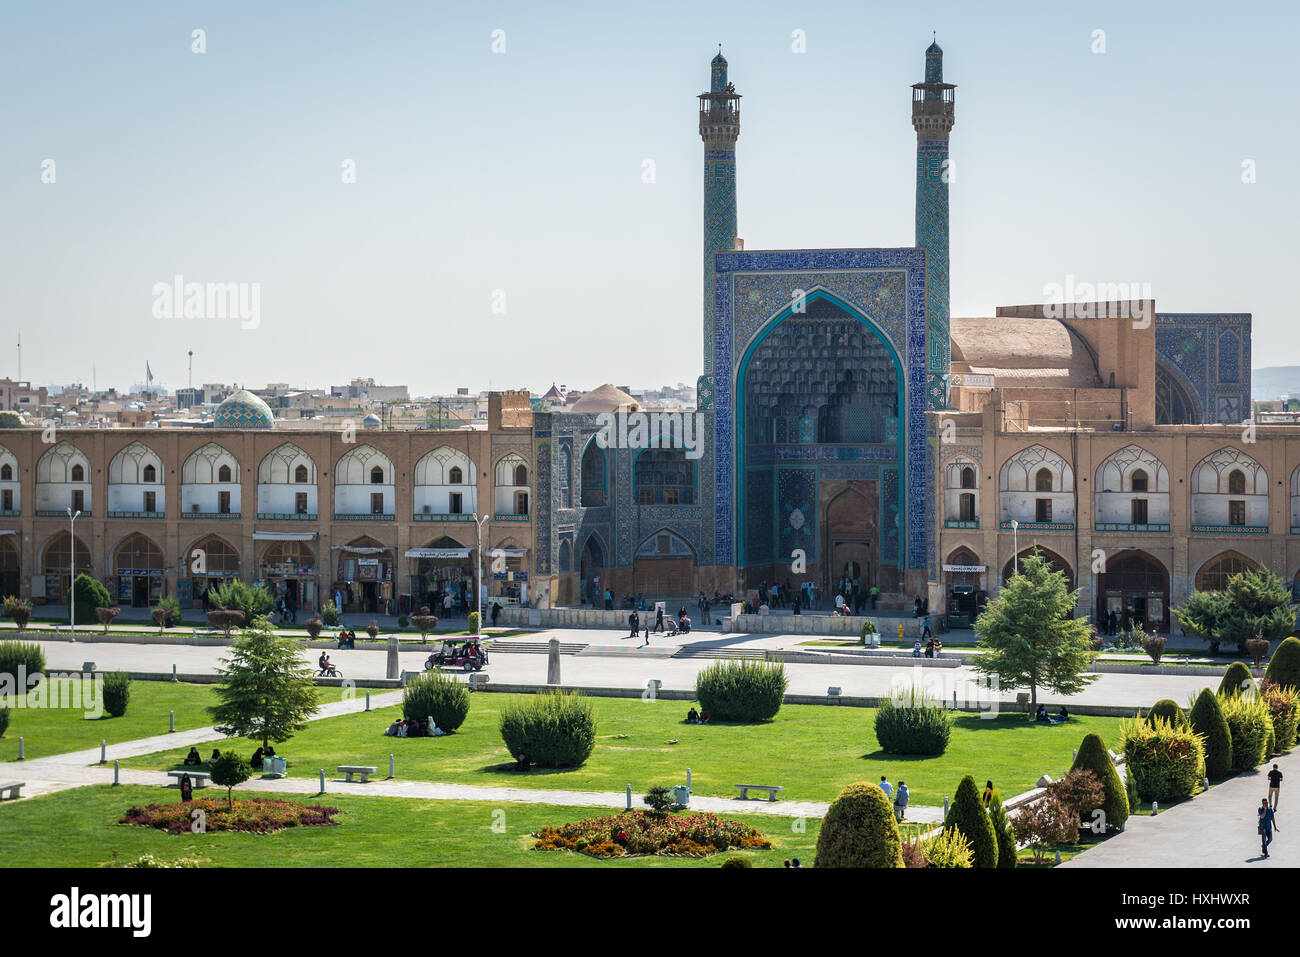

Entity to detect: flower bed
[533,810,771,859]
[119,798,341,835]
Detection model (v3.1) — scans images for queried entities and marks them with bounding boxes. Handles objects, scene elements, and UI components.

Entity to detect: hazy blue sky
[2,0,1295,396]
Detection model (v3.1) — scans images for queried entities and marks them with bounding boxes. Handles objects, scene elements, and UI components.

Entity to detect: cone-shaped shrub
[1069,732,1128,831]
[1146,698,1189,730]
[1120,716,1204,803]
[1218,661,1256,698]
[695,658,788,722]
[1189,688,1233,779]
[943,773,998,867]
[0,707,9,737]
[988,789,1017,868]
[102,671,131,718]
[814,782,903,868]
[1265,637,1300,691]
[1220,692,1272,771]
[402,669,470,732]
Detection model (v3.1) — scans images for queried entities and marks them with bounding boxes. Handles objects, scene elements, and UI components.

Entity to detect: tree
[1189,688,1233,779]
[1176,568,1296,654]
[72,574,112,628]
[988,789,1018,869]
[1011,794,1077,865]
[1266,637,1300,691]
[206,608,245,641]
[943,774,998,867]
[95,606,120,634]
[209,750,251,811]
[1070,732,1129,831]
[208,617,319,750]
[207,580,275,623]
[814,782,904,868]
[971,553,1098,708]
[0,412,22,429]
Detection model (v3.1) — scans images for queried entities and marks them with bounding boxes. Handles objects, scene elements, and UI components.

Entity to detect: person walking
[893,781,909,822]
[654,606,664,634]
[921,614,933,640]
[870,584,879,610]
[628,609,640,639]
[1269,764,1284,809]
[1259,798,1279,858]
[982,780,995,808]
[879,776,893,801]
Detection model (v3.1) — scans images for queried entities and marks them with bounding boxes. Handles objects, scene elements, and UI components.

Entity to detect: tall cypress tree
[944,773,998,868]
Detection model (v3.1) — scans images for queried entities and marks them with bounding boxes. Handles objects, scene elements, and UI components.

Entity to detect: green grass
[123,695,1123,807]
[0,785,817,868]
[0,681,220,761]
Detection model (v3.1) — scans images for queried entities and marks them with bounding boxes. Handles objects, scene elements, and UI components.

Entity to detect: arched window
[1,464,12,481]
[294,464,309,483]
[71,464,85,482]
[514,463,528,486]
[1196,552,1258,592]
[960,466,975,489]
[634,449,695,506]
[1228,469,1246,495]
[217,464,232,483]
[370,466,385,484]
[959,492,976,522]
[449,466,463,485]
[1035,468,1053,492]
[1131,469,1148,492]
[142,464,157,483]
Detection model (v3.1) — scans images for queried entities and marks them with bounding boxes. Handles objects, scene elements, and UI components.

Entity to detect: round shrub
[305,618,323,639]
[1260,680,1300,753]
[944,773,998,867]
[1069,732,1129,831]
[0,640,45,686]
[402,669,471,732]
[1120,716,1204,803]
[1146,698,1189,730]
[695,658,788,722]
[102,671,131,718]
[499,691,597,768]
[1265,636,1300,691]
[873,684,952,755]
[921,828,973,869]
[397,614,410,629]
[1189,688,1233,779]
[720,856,753,868]
[813,782,903,868]
[72,574,112,628]
[1218,661,1256,698]
[1220,692,1272,771]
[321,601,341,628]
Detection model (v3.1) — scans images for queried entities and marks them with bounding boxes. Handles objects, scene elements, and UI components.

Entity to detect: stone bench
[338,765,379,783]
[167,771,210,788]
[734,784,783,802]
[0,781,25,800]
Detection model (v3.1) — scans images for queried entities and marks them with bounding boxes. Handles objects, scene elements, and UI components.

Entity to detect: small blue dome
[213,389,273,429]
[926,40,943,55]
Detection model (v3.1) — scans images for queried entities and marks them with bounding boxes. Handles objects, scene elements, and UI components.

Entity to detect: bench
[338,765,379,783]
[0,781,25,800]
[167,771,210,788]
[734,784,784,802]
[468,673,490,691]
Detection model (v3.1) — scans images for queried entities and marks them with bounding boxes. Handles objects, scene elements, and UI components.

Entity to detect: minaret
[912,38,955,410]
[699,47,741,381]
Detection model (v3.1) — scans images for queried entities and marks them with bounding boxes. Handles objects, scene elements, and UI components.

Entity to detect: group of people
[249,745,277,769]
[336,629,357,649]
[275,593,298,625]
[684,707,711,724]
[626,606,690,642]
[182,747,220,767]
[911,636,943,658]
[877,775,911,821]
[318,652,341,676]
[385,716,446,738]
[1033,705,1070,724]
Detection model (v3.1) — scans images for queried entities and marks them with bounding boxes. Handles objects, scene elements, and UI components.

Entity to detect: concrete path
[1064,749,1299,868]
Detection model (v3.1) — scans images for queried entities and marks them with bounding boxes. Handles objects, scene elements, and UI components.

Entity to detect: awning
[253,531,317,542]
[489,547,528,558]
[0,530,16,536]
[406,547,471,559]
[330,545,392,554]
[942,564,986,573]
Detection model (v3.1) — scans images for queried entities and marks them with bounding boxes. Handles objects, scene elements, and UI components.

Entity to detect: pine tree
[209,617,319,750]
[944,773,998,868]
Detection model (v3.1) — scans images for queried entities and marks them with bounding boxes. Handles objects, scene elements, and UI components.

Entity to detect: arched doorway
[113,533,165,607]
[1002,546,1075,592]
[258,539,314,613]
[580,534,607,607]
[823,486,877,593]
[335,536,394,615]
[1195,551,1259,592]
[0,535,19,598]
[41,532,91,603]
[633,530,696,596]
[1096,550,1169,633]
[407,536,472,616]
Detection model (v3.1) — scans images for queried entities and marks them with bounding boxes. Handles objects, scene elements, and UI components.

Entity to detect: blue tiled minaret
[697,48,741,403]
[912,39,955,410]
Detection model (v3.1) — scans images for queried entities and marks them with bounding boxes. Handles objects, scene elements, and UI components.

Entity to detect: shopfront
[256,532,318,613]
[489,546,529,605]
[332,539,394,616]
[405,540,474,616]
[114,533,165,608]
[1096,550,1170,633]
[178,535,240,609]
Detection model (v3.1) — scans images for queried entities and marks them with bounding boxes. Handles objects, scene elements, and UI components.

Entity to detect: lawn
[124,694,1124,807]
[0,785,817,868]
[0,680,221,761]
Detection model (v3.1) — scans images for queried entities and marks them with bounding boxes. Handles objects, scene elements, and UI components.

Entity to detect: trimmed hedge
[499,690,597,768]
[1260,680,1300,753]
[1220,692,1273,772]
[814,782,903,868]
[1070,732,1129,831]
[1120,716,1205,803]
[1189,688,1233,779]
[0,640,45,686]
[874,684,952,755]
[402,669,470,732]
[1146,698,1190,730]
[1218,661,1256,698]
[102,671,131,718]
[1265,637,1300,691]
[943,773,998,868]
[695,658,788,722]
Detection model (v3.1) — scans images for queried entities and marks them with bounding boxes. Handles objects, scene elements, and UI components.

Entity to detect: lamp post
[473,512,490,635]
[67,508,81,634]
[1011,519,1019,578]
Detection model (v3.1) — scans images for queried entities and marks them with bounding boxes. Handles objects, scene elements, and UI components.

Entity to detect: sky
[1,0,1296,397]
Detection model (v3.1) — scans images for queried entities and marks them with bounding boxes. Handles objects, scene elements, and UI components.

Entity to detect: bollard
[389,754,395,779]
[169,710,175,733]
[319,769,326,794]
[952,690,957,708]
[366,691,371,712]
[943,796,949,818]
[17,737,22,760]
[626,784,632,810]
[1202,776,1210,791]
[686,768,692,793]
[1073,749,1077,762]
[1152,800,1159,815]
[113,761,120,786]
[171,663,178,682]
[100,739,106,764]
[1054,849,1062,865]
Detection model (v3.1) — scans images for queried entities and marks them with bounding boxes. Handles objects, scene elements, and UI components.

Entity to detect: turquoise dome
[214,389,274,429]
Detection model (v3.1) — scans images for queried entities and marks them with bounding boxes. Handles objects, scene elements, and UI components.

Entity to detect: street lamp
[1011,519,1019,578]
[473,512,490,634]
[67,508,81,635]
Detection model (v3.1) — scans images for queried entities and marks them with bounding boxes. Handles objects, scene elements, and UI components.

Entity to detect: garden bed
[534,809,771,859]
[119,797,341,834]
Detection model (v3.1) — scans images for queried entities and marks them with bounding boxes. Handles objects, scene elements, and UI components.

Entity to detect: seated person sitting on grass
[687,707,700,724]
[209,749,221,764]
[699,709,711,724]
[1034,705,1051,724]
[183,747,203,766]
[385,719,402,736]
[1055,706,1069,723]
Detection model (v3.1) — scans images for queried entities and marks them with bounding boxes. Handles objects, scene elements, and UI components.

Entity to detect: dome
[569,383,640,414]
[712,50,727,65]
[362,413,382,429]
[926,40,943,54]
[213,389,274,429]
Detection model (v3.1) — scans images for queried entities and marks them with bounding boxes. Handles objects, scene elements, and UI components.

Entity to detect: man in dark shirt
[1268,764,1284,809]
[1259,798,1279,858]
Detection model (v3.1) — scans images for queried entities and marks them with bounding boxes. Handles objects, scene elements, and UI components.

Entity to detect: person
[628,610,640,639]
[1269,764,1284,809]
[1057,705,1070,722]
[385,718,402,736]
[264,745,276,758]
[982,780,995,808]
[879,776,893,801]
[655,606,665,633]
[687,707,700,724]
[921,614,932,640]
[318,651,329,671]
[209,749,220,764]
[346,629,357,649]
[183,747,202,766]
[643,617,652,647]
[699,709,711,724]
[1260,798,1279,858]
[250,746,265,770]
[924,638,935,658]
[912,638,923,657]
[337,628,349,649]
[790,858,802,869]
[932,638,942,658]
[894,781,909,821]
[1035,705,1051,724]
[397,718,409,738]
[870,584,879,609]
[491,601,502,626]
[179,773,193,802]
[678,610,691,634]
[914,596,923,618]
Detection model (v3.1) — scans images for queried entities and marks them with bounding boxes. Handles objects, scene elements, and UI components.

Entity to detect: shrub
[921,828,973,869]
[206,608,246,640]
[468,611,481,634]
[1218,661,1256,698]
[874,683,952,755]
[402,669,471,732]
[944,773,998,867]
[533,809,769,858]
[988,789,1017,869]
[1125,762,1140,809]
[499,690,597,768]
[1011,794,1076,864]
[410,611,440,640]
[1047,769,1104,831]
[0,707,8,737]
[1146,698,1190,730]
[694,658,788,722]
[813,782,904,868]
[1069,732,1129,831]
[720,856,753,868]
[320,600,341,627]
[102,671,131,718]
[1265,636,1300,691]
[73,574,112,628]
[2,597,31,631]
[1189,688,1233,779]
[209,750,252,810]
[120,797,339,834]
[0,639,45,686]
[900,836,927,868]
[1143,633,1166,665]
[1259,680,1300,753]
[151,607,170,635]
[95,606,120,633]
[155,595,181,627]
[397,614,409,628]
[1220,692,1273,772]
[859,620,877,644]
[364,621,379,640]
[643,785,674,812]
[305,618,323,639]
[208,580,275,622]
[1120,716,1205,804]
[1246,637,1270,669]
